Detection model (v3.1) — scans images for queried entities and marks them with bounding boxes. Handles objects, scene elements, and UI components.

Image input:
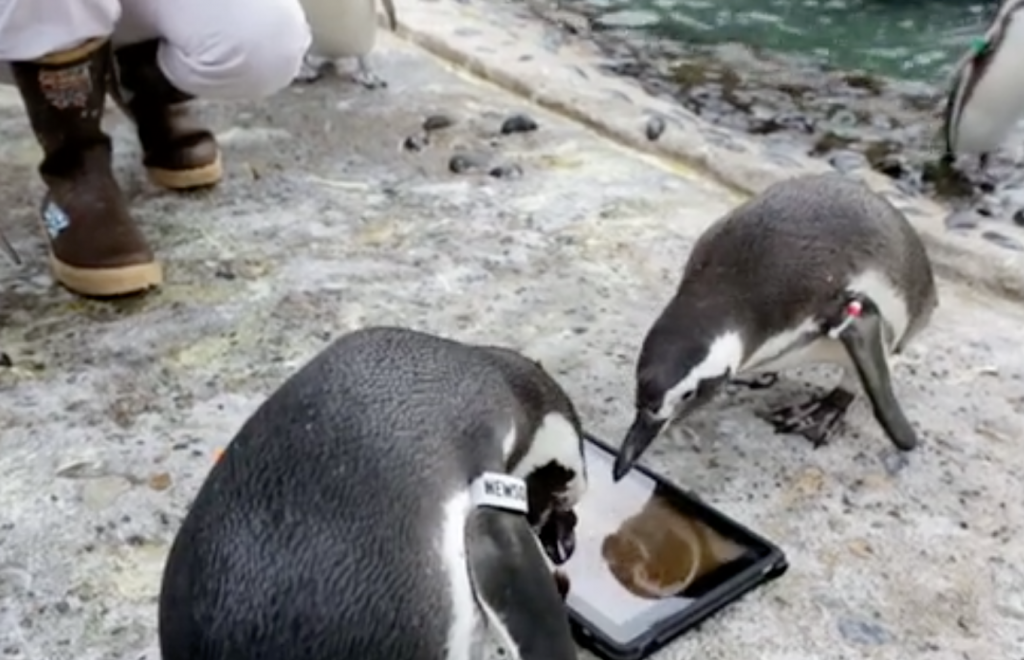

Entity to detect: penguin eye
[680,389,697,402]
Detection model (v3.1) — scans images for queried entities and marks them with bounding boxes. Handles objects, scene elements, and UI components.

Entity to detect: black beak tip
[611,456,633,482]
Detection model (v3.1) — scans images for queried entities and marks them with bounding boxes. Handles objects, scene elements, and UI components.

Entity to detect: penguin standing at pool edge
[942,0,1024,175]
[159,326,586,660]
[612,174,937,481]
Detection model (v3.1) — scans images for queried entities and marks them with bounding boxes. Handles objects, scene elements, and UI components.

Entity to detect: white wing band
[469,472,529,514]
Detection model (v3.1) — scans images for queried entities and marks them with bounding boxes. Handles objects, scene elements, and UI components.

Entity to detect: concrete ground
[2,9,1023,660]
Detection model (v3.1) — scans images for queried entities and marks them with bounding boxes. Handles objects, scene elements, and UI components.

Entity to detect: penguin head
[513,410,587,566]
[613,330,743,482]
[480,344,589,564]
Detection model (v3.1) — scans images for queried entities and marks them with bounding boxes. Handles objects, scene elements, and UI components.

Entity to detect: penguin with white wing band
[159,326,586,660]
[942,0,1024,174]
[612,174,937,481]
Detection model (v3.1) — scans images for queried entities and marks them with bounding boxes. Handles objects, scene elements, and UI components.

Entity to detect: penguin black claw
[763,387,856,447]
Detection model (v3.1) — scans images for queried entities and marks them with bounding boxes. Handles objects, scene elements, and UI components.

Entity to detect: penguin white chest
[301,0,379,58]
[951,15,1024,155]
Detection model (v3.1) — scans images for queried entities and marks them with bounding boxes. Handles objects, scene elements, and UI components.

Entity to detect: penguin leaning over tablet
[159,326,586,660]
[294,0,398,88]
[941,0,1024,176]
[612,174,937,481]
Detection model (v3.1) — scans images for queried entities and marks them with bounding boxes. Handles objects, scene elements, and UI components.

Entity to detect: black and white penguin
[159,326,587,660]
[612,174,938,481]
[942,0,1024,171]
[294,0,397,87]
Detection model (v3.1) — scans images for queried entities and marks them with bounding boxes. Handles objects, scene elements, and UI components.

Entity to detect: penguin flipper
[379,0,398,31]
[464,508,576,660]
[835,300,919,451]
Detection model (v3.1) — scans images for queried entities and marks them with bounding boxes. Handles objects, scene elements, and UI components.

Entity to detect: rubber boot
[10,38,162,297]
[110,40,222,190]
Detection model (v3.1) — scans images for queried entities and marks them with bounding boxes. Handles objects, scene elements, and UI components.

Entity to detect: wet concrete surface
[2,18,1024,660]
[395,0,1024,301]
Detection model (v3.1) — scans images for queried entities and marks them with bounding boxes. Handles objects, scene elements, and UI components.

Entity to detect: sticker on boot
[39,63,93,110]
[42,201,70,239]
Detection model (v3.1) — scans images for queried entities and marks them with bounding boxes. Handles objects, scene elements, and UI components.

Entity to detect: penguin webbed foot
[294,54,330,84]
[352,57,387,89]
[763,387,856,448]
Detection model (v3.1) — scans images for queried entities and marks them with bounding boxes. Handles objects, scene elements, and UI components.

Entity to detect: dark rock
[1013,209,1024,227]
[403,135,429,152]
[423,114,455,132]
[449,154,486,174]
[488,164,524,179]
[0,352,11,368]
[874,154,906,180]
[500,113,539,135]
[829,150,868,174]
[982,231,1024,251]
[645,115,666,141]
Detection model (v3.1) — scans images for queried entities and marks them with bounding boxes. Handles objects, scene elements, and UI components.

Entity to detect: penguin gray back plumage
[646,173,934,372]
[159,326,585,660]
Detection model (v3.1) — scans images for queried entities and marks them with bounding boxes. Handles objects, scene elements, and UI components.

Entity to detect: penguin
[159,326,586,660]
[294,0,398,88]
[941,0,1024,174]
[612,173,937,481]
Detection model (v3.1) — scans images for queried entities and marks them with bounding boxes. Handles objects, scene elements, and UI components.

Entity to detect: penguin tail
[464,508,576,660]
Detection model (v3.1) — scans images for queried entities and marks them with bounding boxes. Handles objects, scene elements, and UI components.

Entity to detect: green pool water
[589,0,1001,84]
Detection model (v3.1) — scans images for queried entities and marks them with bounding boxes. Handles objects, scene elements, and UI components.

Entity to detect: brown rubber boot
[10,38,162,297]
[110,40,222,190]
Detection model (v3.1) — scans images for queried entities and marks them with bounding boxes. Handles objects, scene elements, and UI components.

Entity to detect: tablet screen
[563,440,763,648]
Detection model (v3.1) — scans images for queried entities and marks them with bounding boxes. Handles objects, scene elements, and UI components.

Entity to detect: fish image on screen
[562,441,764,645]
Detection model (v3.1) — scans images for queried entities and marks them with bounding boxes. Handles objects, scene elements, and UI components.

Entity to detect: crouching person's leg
[1,0,163,297]
[112,0,311,189]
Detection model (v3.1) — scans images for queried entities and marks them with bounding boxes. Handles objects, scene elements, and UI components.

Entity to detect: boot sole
[50,254,163,298]
[147,152,224,190]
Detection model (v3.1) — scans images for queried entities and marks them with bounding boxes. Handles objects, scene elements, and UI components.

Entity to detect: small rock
[214,264,236,280]
[1013,209,1024,227]
[449,154,485,174]
[147,472,173,492]
[500,113,539,135]
[423,114,455,132]
[880,449,909,475]
[828,150,868,174]
[0,352,11,368]
[875,155,906,179]
[944,210,979,231]
[982,230,1024,251]
[837,617,892,646]
[402,135,428,152]
[488,164,523,179]
[645,115,666,141]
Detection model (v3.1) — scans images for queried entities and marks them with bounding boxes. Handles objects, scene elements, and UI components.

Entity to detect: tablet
[563,435,789,660]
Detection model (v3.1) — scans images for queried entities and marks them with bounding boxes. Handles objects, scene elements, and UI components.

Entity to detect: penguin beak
[538,509,577,565]
[612,412,666,482]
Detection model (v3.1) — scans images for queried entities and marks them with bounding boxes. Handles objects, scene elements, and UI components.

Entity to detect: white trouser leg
[112,0,310,99]
[0,0,120,60]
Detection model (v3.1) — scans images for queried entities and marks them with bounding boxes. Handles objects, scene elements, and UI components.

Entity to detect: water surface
[592,0,1001,82]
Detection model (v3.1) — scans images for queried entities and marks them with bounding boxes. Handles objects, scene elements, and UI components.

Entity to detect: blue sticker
[42,200,70,239]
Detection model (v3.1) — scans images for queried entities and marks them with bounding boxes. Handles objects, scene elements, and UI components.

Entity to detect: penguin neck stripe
[469,472,529,514]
